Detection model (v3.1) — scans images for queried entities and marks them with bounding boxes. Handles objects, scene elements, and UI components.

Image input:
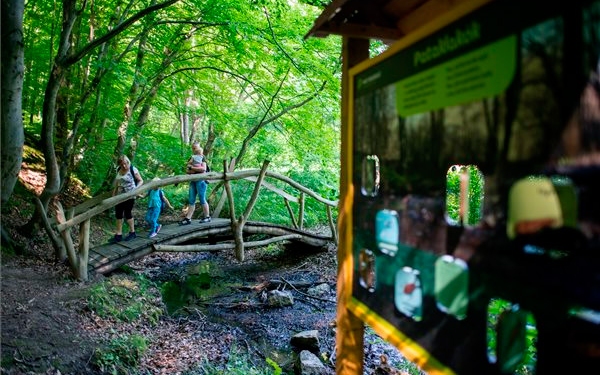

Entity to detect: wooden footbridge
[89,218,333,275]
[49,160,338,281]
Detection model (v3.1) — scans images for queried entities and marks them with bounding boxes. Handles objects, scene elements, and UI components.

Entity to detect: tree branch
[66,0,179,66]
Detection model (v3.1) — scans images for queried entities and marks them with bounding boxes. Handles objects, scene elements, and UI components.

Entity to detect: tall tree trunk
[180,91,192,143]
[1,0,25,205]
[37,0,80,218]
[204,122,216,157]
[31,0,180,232]
[28,0,80,254]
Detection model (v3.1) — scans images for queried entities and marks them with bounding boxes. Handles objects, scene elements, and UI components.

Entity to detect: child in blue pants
[145,178,173,238]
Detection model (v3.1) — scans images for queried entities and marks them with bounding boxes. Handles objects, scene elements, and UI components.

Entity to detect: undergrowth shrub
[92,334,148,374]
[188,345,282,375]
[86,274,163,324]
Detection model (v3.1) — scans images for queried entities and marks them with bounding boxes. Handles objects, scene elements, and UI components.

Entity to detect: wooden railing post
[213,158,236,219]
[284,198,299,229]
[327,205,338,245]
[223,159,244,261]
[77,219,90,280]
[229,160,271,261]
[298,192,305,230]
[54,201,88,281]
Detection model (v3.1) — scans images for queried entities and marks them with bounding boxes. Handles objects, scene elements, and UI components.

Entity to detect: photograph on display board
[348,1,600,374]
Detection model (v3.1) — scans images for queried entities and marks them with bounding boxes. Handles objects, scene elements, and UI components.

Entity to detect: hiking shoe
[149,232,157,238]
[108,234,122,243]
[156,224,162,234]
[124,232,137,241]
[180,218,192,225]
[199,216,211,223]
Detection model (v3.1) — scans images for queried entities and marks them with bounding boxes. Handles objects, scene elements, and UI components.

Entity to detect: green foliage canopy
[22,0,342,208]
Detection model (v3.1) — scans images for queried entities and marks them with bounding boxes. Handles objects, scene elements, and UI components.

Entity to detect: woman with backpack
[109,155,143,243]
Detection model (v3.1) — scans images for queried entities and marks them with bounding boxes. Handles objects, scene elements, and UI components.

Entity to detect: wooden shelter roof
[305,0,475,42]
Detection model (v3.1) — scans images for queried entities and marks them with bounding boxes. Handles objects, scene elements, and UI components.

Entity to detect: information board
[348,1,600,374]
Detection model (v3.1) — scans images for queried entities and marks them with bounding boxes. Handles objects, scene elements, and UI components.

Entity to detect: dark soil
[1,194,409,375]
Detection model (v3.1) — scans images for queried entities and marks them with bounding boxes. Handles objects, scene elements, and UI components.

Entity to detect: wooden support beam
[213,158,236,219]
[160,227,231,244]
[39,197,66,261]
[327,205,338,245]
[91,247,155,275]
[154,234,302,252]
[244,176,299,203]
[298,192,305,230]
[232,160,271,261]
[240,160,270,225]
[53,200,81,280]
[224,163,241,260]
[48,192,111,226]
[243,225,329,247]
[284,198,299,229]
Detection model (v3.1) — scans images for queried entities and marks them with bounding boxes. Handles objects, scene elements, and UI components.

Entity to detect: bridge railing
[51,160,338,280]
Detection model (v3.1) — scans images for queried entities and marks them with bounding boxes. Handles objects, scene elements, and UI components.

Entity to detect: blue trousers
[188,180,208,205]
[145,207,161,233]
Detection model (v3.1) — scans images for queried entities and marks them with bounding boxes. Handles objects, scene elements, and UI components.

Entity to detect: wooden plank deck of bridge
[88,218,333,275]
[89,218,231,274]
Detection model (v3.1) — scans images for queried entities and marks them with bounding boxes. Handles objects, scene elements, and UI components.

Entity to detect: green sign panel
[396,36,516,117]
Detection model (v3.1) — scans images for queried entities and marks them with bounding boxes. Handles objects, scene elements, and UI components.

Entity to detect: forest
[0,1,399,374]
[1,0,347,247]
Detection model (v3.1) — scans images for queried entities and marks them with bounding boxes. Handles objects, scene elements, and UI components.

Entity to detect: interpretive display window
[361,155,380,197]
[445,165,484,227]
